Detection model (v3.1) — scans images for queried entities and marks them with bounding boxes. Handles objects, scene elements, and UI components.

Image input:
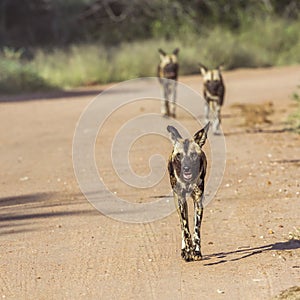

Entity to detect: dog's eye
[175,153,182,160]
[190,152,198,160]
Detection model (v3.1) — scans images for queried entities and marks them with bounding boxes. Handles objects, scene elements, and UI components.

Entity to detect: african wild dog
[157,48,179,118]
[167,123,209,261]
[199,63,225,135]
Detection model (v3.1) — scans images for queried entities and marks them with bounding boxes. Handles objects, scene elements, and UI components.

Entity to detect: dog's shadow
[202,240,300,266]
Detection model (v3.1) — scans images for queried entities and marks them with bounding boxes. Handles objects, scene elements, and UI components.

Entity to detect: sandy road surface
[0,66,299,299]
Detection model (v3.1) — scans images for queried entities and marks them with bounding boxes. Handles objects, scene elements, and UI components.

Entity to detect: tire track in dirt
[142,220,183,299]
[135,221,181,299]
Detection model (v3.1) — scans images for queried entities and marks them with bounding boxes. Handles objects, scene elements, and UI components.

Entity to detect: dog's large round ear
[167,125,182,144]
[158,48,166,56]
[193,122,210,147]
[173,48,180,55]
[198,63,207,76]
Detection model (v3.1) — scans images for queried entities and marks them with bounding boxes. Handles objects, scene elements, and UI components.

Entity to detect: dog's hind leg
[165,100,170,117]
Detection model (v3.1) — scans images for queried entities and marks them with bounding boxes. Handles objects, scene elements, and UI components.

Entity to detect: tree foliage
[0,0,299,47]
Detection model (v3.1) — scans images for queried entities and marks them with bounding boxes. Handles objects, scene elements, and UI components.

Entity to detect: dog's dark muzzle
[181,156,201,182]
[206,80,220,94]
[163,63,177,79]
[182,166,193,181]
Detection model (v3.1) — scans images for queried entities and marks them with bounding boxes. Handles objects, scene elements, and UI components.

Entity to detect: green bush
[288,88,300,133]
[31,46,112,88]
[0,58,55,93]
[1,17,300,93]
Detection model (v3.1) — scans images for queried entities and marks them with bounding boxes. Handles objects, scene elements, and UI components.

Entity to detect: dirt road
[0,66,299,299]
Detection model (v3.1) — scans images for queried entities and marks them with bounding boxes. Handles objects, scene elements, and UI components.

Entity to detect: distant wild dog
[167,123,209,261]
[157,48,179,118]
[199,63,225,135]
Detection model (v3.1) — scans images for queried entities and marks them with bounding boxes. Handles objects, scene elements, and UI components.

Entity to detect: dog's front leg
[163,80,170,116]
[174,192,193,261]
[192,187,204,260]
[213,102,221,135]
[204,96,210,124]
[170,80,177,118]
[161,80,169,116]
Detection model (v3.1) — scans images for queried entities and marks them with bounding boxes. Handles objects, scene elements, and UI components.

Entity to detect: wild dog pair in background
[157,51,225,131]
[157,48,179,118]
[199,63,225,135]
[167,123,209,261]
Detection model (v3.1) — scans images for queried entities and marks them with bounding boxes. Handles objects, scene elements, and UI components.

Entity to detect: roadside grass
[0,48,57,94]
[288,86,300,133]
[1,18,300,93]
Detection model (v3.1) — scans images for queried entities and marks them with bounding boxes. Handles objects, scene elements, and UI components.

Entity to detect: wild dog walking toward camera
[167,123,209,261]
[199,63,225,134]
[157,48,179,118]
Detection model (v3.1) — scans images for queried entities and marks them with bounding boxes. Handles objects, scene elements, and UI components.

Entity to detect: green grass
[0,56,56,94]
[288,86,300,133]
[1,18,300,93]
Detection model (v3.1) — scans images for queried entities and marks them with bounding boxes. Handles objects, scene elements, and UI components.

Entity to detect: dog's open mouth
[183,172,193,181]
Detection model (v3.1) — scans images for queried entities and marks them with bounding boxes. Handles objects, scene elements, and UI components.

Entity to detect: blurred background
[0,0,300,93]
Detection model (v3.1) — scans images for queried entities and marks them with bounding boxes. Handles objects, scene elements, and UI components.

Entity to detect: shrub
[288,87,300,133]
[0,57,55,93]
[1,17,300,93]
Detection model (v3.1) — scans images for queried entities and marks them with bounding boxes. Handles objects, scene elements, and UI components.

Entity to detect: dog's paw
[193,250,203,261]
[181,248,193,262]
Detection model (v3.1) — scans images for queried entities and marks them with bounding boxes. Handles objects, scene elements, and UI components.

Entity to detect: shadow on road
[203,241,300,266]
[0,89,102,103]
[0,192,99,235]
[0,193,54,208]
